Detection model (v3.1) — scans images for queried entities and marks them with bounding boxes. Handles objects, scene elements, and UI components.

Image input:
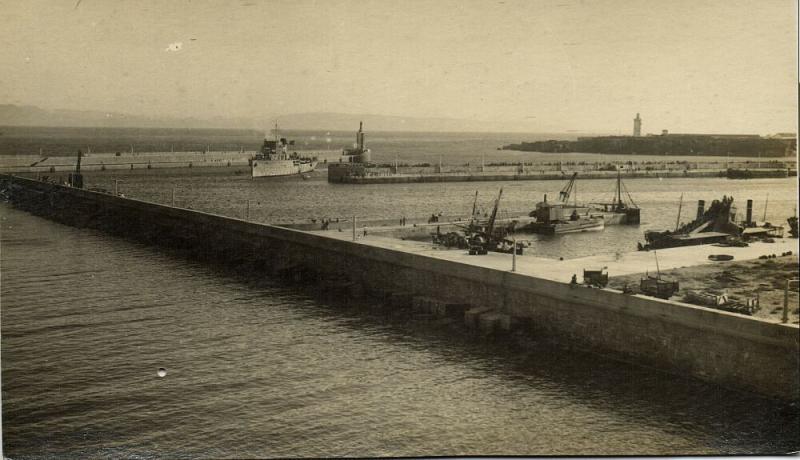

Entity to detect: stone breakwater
[2,174,798,401]
[328,160,795,183]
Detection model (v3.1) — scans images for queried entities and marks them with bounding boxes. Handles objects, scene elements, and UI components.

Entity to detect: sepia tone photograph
[0,0,798,457]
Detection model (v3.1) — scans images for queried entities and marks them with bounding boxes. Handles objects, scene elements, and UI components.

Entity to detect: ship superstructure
[250,123,317,178]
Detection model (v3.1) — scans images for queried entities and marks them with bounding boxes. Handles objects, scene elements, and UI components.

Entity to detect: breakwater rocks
[3,174,798,401]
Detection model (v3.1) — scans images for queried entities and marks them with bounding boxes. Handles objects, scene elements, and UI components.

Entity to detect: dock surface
[313,228,798,283]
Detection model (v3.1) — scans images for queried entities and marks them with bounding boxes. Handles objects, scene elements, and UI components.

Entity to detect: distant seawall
[329,164,794,184]
[3,174,798,401]
[0,149,346,174]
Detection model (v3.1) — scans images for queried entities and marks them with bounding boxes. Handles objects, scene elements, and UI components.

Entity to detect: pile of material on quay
[608,254,799,323]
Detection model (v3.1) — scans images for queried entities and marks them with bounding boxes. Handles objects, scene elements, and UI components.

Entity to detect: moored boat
[523,172,605,234]
[589,169,640,225]
[250,124,317,178]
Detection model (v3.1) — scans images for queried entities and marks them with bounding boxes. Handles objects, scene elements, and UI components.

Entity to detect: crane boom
[559,172,578,203]
[486,187,503,237]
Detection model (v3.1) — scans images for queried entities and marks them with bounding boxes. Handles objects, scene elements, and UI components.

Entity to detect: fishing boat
[250,123,317,178]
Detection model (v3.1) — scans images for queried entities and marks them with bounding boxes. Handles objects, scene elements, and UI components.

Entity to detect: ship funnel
[746,199,753,225]
[696,200,705,220]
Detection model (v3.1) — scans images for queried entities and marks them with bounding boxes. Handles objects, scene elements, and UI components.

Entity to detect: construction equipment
[558,172,577,204]
[639,251,679,299]
[684,290,760,315]
[583,268,609,287]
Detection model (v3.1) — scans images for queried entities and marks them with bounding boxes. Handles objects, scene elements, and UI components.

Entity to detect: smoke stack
[696,200,705,220]
[746,199,753,225]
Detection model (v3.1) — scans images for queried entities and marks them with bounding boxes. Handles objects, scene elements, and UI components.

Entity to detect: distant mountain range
[0,104,546,133]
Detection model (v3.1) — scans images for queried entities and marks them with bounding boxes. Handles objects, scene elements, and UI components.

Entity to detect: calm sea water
[82,170,797,260]
[2,131,799,457]
[2,204,799,458]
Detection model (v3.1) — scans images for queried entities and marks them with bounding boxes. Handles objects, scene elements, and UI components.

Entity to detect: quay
[2,174,798,401]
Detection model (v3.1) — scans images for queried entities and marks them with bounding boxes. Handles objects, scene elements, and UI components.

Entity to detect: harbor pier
[2,174,798,401]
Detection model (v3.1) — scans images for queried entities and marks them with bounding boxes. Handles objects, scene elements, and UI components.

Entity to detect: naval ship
[250,124,317,178]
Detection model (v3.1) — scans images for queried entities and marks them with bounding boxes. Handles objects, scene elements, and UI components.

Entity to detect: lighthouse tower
[633,113,642,137]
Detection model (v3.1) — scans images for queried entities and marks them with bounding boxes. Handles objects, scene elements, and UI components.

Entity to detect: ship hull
[251,159,317,178]
[527,218,605,235]
[595,208,641,225]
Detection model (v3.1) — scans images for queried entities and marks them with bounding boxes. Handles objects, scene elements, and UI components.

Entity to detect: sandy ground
[608,254,799,324]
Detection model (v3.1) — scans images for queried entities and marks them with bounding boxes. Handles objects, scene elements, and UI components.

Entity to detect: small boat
[708,254,734,261]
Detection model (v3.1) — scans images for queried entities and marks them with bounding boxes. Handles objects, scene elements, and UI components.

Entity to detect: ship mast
[675,193,683,232]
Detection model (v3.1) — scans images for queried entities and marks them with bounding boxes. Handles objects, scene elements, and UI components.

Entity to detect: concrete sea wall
[3,174,798,401]
[329,167,793,184]
[0,149,339,173]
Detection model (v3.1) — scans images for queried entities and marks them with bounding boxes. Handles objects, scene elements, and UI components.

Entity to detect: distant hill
[0,104,544,133]
[274,112,539,133]
[0,105,263,130]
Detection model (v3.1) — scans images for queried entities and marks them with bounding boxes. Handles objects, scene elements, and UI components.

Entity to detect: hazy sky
[1,0,797,133]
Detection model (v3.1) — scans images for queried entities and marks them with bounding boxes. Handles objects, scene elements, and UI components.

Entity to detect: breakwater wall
[329,166,793,184]
[3,174,798,401]
[0,149,342,174]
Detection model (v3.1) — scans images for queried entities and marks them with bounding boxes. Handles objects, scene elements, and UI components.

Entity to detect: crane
[558,172,578,204]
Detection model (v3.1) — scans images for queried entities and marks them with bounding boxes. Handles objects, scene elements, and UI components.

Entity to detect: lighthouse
[633,113,642,137]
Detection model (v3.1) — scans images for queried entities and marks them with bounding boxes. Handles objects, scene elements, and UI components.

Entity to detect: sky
[0,0,797,133]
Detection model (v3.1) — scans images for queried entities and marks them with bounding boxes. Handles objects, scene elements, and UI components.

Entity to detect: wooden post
[246,200,250,221]
[352,216,357,241]
[171,186,176,206]
[114,179,119,196]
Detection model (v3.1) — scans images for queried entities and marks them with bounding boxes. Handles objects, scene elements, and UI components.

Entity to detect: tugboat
[250,123,317,178]
[524,173,604,234]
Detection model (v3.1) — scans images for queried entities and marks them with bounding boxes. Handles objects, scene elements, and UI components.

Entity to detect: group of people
[319,217,340,230]
[427,212,444,224]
